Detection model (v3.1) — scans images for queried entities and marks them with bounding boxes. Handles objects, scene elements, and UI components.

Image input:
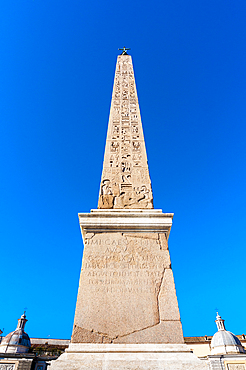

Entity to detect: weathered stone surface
[98,55,153,210]
[159,232,168,249]
[159,268,181,321]
[72,228,182,343]
[98,194,114,209]
[49,344,209,370]
[71,326,113,344]
[124,232,159,240]
[114,321,184,344]
[71,326,103,343]
[72,232,170,340]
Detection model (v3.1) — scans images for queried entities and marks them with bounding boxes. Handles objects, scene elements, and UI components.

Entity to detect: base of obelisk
[48,343,209,370]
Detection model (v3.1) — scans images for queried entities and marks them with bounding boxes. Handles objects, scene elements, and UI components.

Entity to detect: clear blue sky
[1,0,246,340]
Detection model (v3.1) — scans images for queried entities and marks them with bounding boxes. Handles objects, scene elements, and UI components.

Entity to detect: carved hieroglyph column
[71,53,184,344]
[98,54,153,210]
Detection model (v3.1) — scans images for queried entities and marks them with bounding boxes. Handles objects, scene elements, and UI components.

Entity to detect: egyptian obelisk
[50,49,208,370]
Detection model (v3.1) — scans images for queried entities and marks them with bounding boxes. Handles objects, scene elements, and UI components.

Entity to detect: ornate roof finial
[118,46,131,55]
[215,312,226,331]
[17,311,28,330]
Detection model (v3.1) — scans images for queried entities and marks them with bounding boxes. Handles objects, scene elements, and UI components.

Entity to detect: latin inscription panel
[74,232,170,338]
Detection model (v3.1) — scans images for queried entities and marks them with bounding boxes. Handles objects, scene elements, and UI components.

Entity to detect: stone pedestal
[48,209,203,369]
[71,209,183,344]
[49,343,209,370]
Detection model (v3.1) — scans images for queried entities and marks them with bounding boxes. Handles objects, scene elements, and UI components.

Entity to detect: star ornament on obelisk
[118,46,131,55]
[98,48,154,210]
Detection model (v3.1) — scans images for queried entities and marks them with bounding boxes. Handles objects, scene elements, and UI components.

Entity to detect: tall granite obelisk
[50,50,208,370]
[71,51,183,344]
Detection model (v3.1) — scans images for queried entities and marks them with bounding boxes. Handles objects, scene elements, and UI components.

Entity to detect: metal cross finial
[118,46,131,55]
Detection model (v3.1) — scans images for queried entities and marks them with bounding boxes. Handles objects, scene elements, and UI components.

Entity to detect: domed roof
[2,329,31,348]
[211,330,242,348]
[211,313,245,355]
[0,312,31,353]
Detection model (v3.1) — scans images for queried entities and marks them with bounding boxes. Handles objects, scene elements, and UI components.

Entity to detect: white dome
[211,313,245,355]
[211,330,242,348]
[0,312,31,354]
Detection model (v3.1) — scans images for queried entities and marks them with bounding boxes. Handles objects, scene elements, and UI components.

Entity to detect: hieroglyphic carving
[114,185,153,209]
[98,54,153,209]
[110,142,119,152]
[101,180,112,195]
[132,141,140,151]
[112,125,119,134]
